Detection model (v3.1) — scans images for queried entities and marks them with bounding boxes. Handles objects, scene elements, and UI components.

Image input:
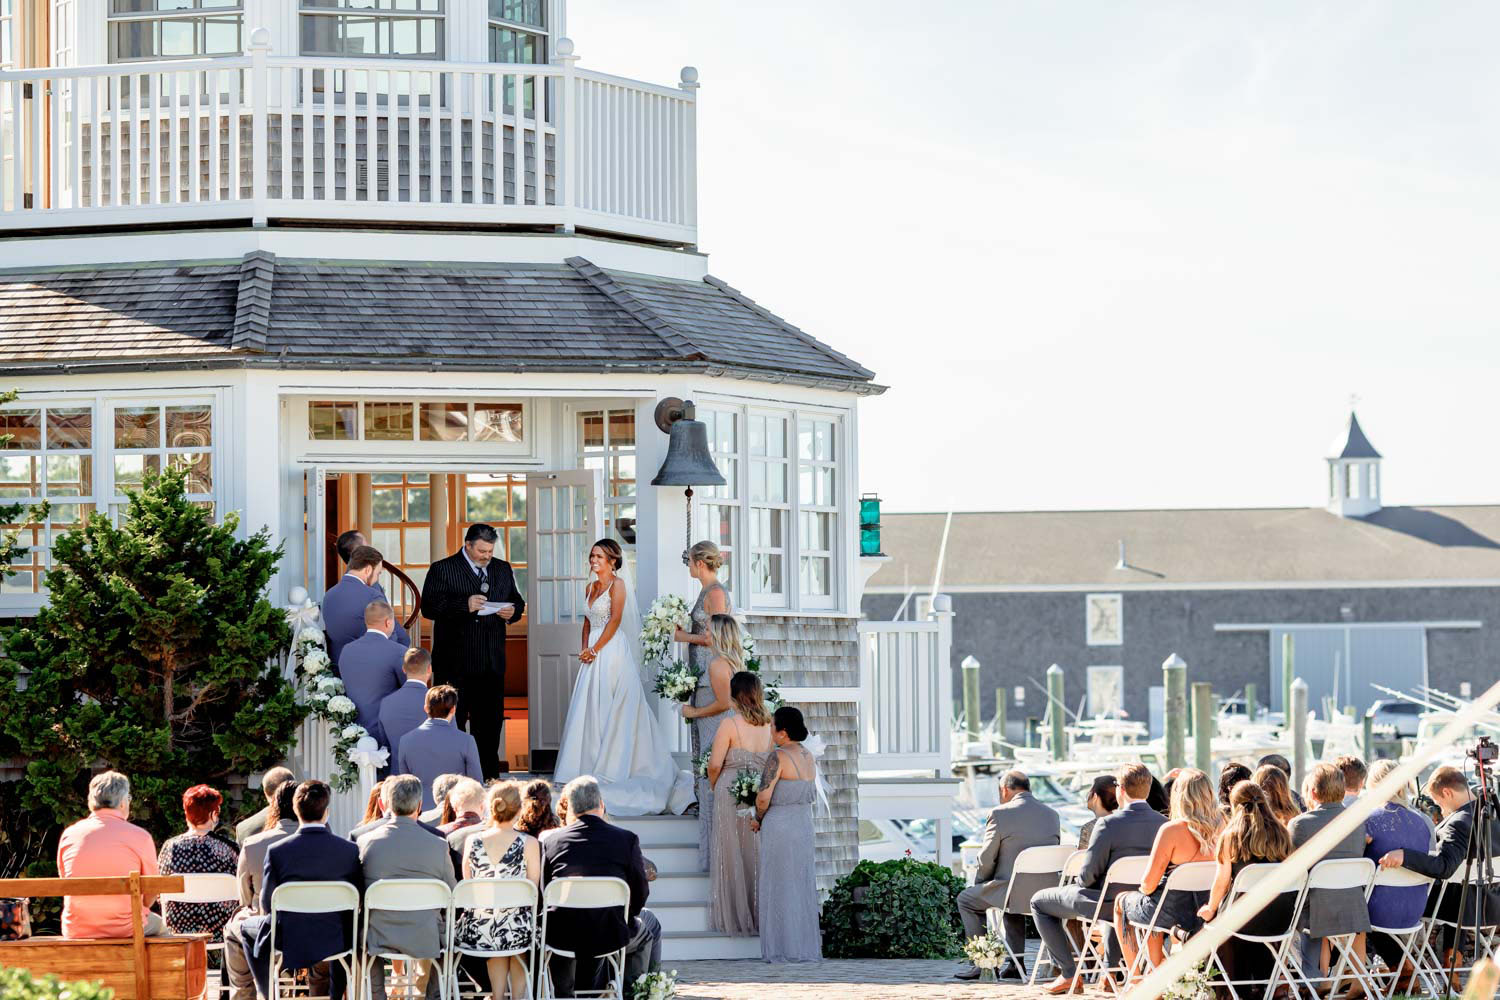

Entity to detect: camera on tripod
[1468,735,1499,763]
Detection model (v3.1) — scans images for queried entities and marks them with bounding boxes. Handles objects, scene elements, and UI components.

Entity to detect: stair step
[640,844,702,872]
[649,901,713,934]
[660,932,762,961]
[611,814,700,847]
[647,873,709,904]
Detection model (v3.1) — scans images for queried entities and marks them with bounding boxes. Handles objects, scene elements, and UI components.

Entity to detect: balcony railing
[858,595,954,775]
[0,31,698,244]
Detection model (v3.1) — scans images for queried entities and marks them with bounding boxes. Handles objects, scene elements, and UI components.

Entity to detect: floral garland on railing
[286,596,368,793]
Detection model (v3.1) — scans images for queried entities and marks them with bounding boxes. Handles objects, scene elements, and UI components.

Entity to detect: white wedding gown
[553,587,696,816]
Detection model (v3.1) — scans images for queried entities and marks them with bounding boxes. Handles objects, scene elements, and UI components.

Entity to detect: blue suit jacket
[246,825,362,984]
[378,680,429,762]
[337,631,407,746]
[324,574,409,664]
[395,718,483,809]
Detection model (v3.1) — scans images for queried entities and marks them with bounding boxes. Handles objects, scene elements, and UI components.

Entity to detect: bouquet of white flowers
[630,969,677,1000]
[964,932,1007,979]
[652,660,700,703]
[326,694,356,719]
[1161,963,1219,1000]
[691,751,711,779]
[301,646,331,676]
[641,594,691,666]
[730,768,760,818]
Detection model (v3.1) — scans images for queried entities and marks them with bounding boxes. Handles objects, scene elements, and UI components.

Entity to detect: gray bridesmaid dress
[688,580,731,870]
[758,756,822,962]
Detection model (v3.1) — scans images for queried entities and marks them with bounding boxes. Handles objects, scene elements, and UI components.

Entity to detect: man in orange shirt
[56,770,165,938]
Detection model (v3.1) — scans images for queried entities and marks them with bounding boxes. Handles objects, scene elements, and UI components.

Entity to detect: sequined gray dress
[758,762,822,962]
[689,581,731,870]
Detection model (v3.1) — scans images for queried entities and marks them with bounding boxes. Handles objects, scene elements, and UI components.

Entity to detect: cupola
[1326,410,1382,517]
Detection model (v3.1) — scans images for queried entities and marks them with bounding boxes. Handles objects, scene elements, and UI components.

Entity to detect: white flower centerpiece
[1161,962,1219,1000]
[964,932,1007,982]
[287,612,366,792]
[630,969,678,1000]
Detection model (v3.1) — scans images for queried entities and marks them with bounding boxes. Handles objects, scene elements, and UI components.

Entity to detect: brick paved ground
[671,959,1054,1000]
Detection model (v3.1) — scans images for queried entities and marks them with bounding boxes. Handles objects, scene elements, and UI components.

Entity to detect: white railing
[0,32,697,243]
[858,594,953,774]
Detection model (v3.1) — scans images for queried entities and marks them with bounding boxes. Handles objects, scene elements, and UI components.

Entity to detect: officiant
[420,523,525,779]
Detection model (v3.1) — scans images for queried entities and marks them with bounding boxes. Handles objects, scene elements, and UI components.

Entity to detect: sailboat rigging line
[929,511,953,606]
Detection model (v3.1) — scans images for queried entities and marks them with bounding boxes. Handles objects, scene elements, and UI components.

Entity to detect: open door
[304,465,329,599]
[525,469,603,771]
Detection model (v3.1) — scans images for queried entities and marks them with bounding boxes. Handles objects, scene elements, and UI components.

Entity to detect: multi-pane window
[0,406,94,594]
[797,417,837,604]
[0,0,16,69]
[488,0,544,62]
[301,0,444,59]
[108,0,243,62]
[699,407,738,583]
[462,472,528,601]
[111,403,214,517]
[369,473,431,609]
[747,413,789,607]
[577,409,636,569]
[307,399,524,445]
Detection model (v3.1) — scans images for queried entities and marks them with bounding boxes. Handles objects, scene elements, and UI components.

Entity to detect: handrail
[324,539,421,633]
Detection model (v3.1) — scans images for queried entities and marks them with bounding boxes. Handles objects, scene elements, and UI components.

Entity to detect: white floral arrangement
[964,931,1007,970]
[1161,962,1219,1000]
[652,659,700,703]
[739,628,783,709]
[691,750,711,779]
[730,768,760,818]
[289,619,364,792]
[641,594,691,666]
[630,969,677,1000]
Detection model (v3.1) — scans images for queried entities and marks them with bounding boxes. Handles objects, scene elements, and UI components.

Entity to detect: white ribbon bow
[803,733,834,817]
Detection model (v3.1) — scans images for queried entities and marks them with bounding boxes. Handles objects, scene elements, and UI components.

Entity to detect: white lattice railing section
[857,594,953,774]
[0,32,697,244]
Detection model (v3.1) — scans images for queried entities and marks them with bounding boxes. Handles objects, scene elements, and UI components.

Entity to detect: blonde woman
[1114,768,1222,980]
[455,782,541,1000]
[674,540,732,864]
[706,670,774,936]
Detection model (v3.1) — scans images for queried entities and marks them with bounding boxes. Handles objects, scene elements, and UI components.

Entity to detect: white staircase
[613,813,761,960]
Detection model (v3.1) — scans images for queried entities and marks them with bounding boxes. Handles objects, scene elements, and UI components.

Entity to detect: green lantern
[859,492,883,556]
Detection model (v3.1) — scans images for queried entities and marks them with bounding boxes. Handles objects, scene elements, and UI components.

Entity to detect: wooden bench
[0,873,208,1000]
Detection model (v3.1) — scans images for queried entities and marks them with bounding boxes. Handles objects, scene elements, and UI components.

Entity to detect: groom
[420,523,525,779]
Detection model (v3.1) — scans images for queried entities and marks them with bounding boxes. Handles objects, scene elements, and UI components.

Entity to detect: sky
[569,1,1500,513]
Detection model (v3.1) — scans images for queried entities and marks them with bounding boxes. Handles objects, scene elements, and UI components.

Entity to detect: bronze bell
[650,398,726,487]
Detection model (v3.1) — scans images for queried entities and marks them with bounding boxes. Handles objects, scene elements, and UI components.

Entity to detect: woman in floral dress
[157,785,239,982]
[456,781,541,1000]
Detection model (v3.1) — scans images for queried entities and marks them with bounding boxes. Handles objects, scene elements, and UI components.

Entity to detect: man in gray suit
[224,780,298,1000]
[1289,762,1369,978]
[1033,763,1166,993]
[324,545,410,663]
[955,770,1060,981]
[235,766,294,844]
[359,774,456,1000]
[379,648,433,765]
[396,685,483,810]
[337,600,408,749]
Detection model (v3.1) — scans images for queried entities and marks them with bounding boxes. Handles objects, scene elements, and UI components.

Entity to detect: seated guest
[1252,764,1300,825]
[514,780,561,839]
[443,778,488,876]
[239,780,363,1000]
[457,781,542,1000]
[336,599,408,749]
[324,545,409,662]
[1336,755,1367,805]
[542,776,660,997]
[1258,753,1305,811]
[235,767,295,844]
[359,774,456,1000]
[1033,763,1166,994]
[420,773,464,826]
[1160,768,1183,805]
[225,780,299,1000]
[379,648,433,765]
[58,771,164,938]
[158,784,239,966]
[1146,775,1170,816]
[955,770,1061,982]
[544,791,574,842]
[1289,763,1369,979]
[1077,775,1119,850]
[1219,762,1253,816]
[397,686,483,810]
[351,780,445,843]
[351,781,387,836]
[1364,759,1434,977]
[1114,768,1221,979]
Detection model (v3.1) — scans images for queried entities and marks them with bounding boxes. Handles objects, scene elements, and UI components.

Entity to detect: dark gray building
[862,414,1500,729]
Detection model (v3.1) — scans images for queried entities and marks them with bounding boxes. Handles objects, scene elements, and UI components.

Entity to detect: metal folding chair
[360,877,454,1000]
[1123,860,1218,979]
[1029,849,1088,986]
[1299,858,1378,1000]
[986,845,1076,973]
[268,881,360,1000]
[1366,866,1437,999]
[537,877,631,1000]
[448,877,539,1000]
[1075,854,1153,985]
[1415,863,1500,988]
[1200,862,1309,1000]
[160,872,241,1000]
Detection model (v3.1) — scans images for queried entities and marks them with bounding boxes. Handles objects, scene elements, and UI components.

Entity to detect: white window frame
[746,409,791,610]
[297,398,534,459]
[487,0,546,64]
[796,414,838,610]
[299,0,446,60]
[106,0,245,64]
[106,398,218,519]
[698,405,740,591]
[0,401,97,597]
[575,405,638,564]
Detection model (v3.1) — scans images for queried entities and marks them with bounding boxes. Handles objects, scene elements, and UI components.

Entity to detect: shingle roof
[1329,411,1381,460]
[874,506,1500,589]
[0,253,881,391]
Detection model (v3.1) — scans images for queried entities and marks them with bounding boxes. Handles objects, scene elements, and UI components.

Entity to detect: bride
[552,538,695,816]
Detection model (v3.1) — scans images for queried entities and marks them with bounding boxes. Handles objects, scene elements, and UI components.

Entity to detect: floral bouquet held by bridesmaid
[730,769,761,819]
[653,660,701,703]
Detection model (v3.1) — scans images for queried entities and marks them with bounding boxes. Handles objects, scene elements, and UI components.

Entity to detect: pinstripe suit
[419,549,524,779]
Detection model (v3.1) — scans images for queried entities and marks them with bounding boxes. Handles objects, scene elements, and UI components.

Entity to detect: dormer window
[301,0,444,59]
[108,0,243,62]
[488,0,545,63]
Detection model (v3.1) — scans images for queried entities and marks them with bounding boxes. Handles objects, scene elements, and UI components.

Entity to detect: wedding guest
[1147,775,1170,816]
[57,771,164,938]
[750,706,824,964]
[457,781,541,1000]
[359,774,455,1000]
[397,686,483,810]
[324,545,409,663]
[1252,764,1300,825]
[514,780,560,838]
[1257,754,1306,811]
[235,766,294,844]
[157,784,239,965]
[676,540,732,869]
[547,791,573,839]
[442,778,488,876]
[336,528,365,566]
[379,648,433,765]
[1219,763,1252,815]
[707,671,774,937]
[351,780,445,843]
[357,781,386,829]
[542,776,660,996]
[1289,763,1369,979]
[1078,775,1119,849]
[1114,768,1220,979]
[335,599,407,749]
[1363,760,1433,978]
[225,780,298,1000]
[954,770,1060,981]
[1198,782,1298,994]
[1336,755,1367,805]
[420,773,463,826]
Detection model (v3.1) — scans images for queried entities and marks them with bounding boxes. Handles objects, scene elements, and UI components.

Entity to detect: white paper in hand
[478,601,515,617]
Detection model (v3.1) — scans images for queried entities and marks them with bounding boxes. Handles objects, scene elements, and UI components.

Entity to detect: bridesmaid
[675,539,732,867]
[752,706,823,963]
[707,671,773,936]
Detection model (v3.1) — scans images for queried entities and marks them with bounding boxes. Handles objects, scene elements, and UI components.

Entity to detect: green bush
[0,968,114,1000]
[820,856,967,959]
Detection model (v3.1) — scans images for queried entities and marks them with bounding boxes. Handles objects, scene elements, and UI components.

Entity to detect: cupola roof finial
[1329,406,1380,461]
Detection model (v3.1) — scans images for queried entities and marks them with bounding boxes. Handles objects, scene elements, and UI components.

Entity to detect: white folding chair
[1201,862,1309,1000]
[1029,850,1089,985]
[1075,854,1154,984]
[361,878,454,1000]
[1299,858,1378,1000]
[1416,862,1500,987]
[160,872,241,1000]
[269,881,360,1000]
[538,877,631,1000]
[1366,866,1437,999]
[448,877,539,1000]
[989,845,1076,936]
[1123,860,1218,979]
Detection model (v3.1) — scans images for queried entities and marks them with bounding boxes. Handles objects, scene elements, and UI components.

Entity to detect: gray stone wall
[746,614,859,893]
[863,586,1499,727]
